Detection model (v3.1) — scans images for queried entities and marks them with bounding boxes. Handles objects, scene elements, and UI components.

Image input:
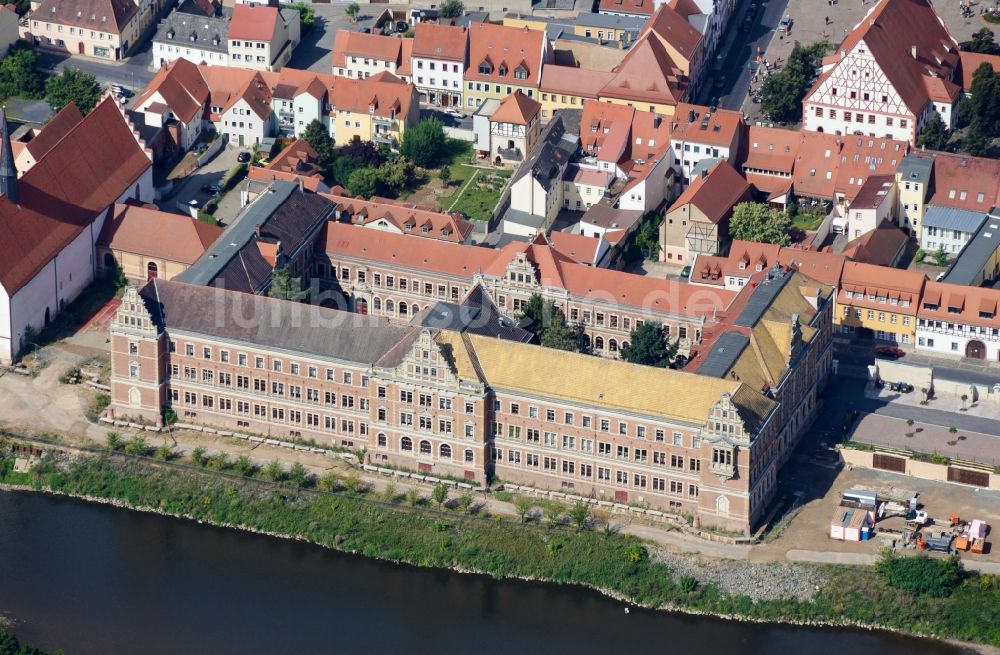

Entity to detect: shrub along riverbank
[2,450,1000,648]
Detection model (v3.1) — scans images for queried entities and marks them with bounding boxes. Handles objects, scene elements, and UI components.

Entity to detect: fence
[841,444,1000,491]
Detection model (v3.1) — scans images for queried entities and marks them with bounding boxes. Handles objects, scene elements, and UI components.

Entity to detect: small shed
[830,506,875,541]
[841,489,877,509]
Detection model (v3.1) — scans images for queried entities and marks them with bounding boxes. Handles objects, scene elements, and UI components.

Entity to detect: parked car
[112,85,134,98]
[237,151,251,163]
[741,9,755,32]
[201,183,223,194]
[778,15,792,31]
[396,21,408,32]
[443,108,465,118]
[875,345,905,360]
[680,265,691,278]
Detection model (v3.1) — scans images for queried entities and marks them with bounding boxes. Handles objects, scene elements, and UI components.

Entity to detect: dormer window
[738,261,746,270]
[498,64,507,76]
[478,61,492,75]
[514,66,528,80]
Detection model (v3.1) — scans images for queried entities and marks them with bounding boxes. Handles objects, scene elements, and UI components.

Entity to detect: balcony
[710,461,735,480]
[498,147,523,161]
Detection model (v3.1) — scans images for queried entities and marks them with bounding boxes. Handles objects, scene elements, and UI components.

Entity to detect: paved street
[166,145,241,219]
[36,50,155,97]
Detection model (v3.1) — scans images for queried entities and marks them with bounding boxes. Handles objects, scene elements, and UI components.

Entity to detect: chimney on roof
[0,108,18,205]
[910,45,917,59]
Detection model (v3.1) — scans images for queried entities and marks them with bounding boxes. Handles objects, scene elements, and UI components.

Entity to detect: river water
[0,492,973,655]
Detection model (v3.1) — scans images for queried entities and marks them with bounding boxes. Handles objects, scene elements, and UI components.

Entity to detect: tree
[517,293,586,352]
[568,501,591,531]
[379,157,415,194]
[916,113,949,151]
[620,321,679,368]
[45,67,102,114]
[439,0,465,18]
[400,118,447,167]
[513,496,534,523]
[543,501,565,526]
[964,63,1000,155]
[933,246,949,266]
[760,41,829,124]
[288,462,310,487]
[432,483,449,508]
[968,27,998,55]
[729,202,792,245]
[0,45,45,102]
[302,119,335,176]
[190,447,207,466]
[345,2,360,22]
[347,166,382,199]
[874,550,964,598]
[289,2,315,30]
[268,266,308,301]
[540,312,581,352]
[261,459,285,482]
[439,165,452,186]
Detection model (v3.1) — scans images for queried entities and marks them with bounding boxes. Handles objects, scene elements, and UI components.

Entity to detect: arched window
[622,341,629,352]
[716,495,730,515]
[400,436,412,451]
[103,252,116,270]
[377,433,387,448]
[464,449,474,463]
[419,440,432,455]
[594,336,605,351]
[439,444,452,459]
[356,298,369,315]
[147,261,158,280]
[385,299,395,315]
[609,338,618,353]
[412,303,420,316]
[399,302,408,317]
[582,333,591,347]
[373,297,382,312]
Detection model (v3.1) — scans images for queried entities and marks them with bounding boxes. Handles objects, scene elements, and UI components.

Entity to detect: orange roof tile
[21,103,84,163]
[136,58,210,124]
[599,36,685,106]
[548,230,602,265]
[321,193,473,243]
[667,161,751,224]
[98,203,222,265]
[919,281,1000,329]
[228,3,281,42]
[466,23,546,87]
[639,3,703,71]
[490,91,540,125]
[199,65,273,120]
[959,51,1000,91]
[412,22,468,62]
[922,151,1000,211]
[839,261,925,312]
[540,64,614,99]
[671,103,744,148]
[599,0,654,15]
[328,72,416,120]
[32,0,137,35]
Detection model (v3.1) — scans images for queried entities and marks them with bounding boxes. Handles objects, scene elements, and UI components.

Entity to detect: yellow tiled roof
[453,333,774,426]
[435,331,483,383]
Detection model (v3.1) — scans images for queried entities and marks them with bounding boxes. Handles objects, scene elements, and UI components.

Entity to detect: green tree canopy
[620,322,679,368]
[916,113,949,151]
[268,266,308,301]
[45,67,102,114]
[729,202,792,245]
[760,41,828,124]
[518,293,587,353]
[400,117,447,167]
[0,45,45,102]
[345,2,360,21]
[347,166,382,198]
[302,119,335,176]
[379,156,415,194]
[967,27,998,55]
[963,63,1000,155]
[439,0,465,18]
[289,2,315,29]
[874,551,964,598]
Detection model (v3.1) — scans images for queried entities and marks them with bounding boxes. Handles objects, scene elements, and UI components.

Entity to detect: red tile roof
[412,22,468,62]
[692,241,848,289]
[958,51,1000,91]
[331,29,409,69]
[329,72,416,120]
[466,23,546,87]
[599,0,655,16]
[921,151,1000,211]
[20,103,84,164]
[599,36,685,106]
[0,97,151,294]
[490,90,540,125]
[539,64,614,99]
[918,281,1000,329]
[32,0,137,35]
[667,161,751,224]
[640,4,703,70]
[839,261,925,312]
[136,58,211,124]
[98,203,222,265]
[228,3,280,42]
[670,103,744,148]
[199,65,273,120]
[840,219,908,267]
[248,138,326,192]
[822,0,959,115]
[321,193,473,243]
[548,230,603,265]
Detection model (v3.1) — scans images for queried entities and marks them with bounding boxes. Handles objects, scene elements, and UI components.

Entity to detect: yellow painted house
[464,23,549,110]
[835,262,926,344]
[538,64,614,120]
[329,72,419,148]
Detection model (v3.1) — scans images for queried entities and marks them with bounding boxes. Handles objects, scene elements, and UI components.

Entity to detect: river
[0,491,973,655]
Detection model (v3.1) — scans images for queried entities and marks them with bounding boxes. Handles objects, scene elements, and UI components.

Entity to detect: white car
[443,108,465,118]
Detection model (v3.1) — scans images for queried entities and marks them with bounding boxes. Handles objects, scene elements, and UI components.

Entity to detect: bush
[261,459,285,482]
[87,393,111,422]
[874,551,964,597]
[915,249,926,263]
[123,435,149,456]
[105,431,123,451]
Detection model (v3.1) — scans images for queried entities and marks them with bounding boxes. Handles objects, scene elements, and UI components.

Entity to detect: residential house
[802,0,962,144]
[689,241,846,292]
[248,138,329,193]
[473,91,542,166]
[598,0,655,18]
[635,4,705,95]
[331,29,413,82]
[260,66,333,138]
[132,57,212,152]
[411,22,468,107]
[463,23,549,110]
[660,161,752,265]
[562,165,613,212]
[669,103,744,185]
[578,203,644,244]
[919,206,986,261]
[10,103,85,175]
[328,72,419,149]
[596,35,688,116]
[548,230,611,267]
[538,64,615,120]
[227,2,300,71]
[836,262,925,344]
[838,174,896,239]
[199,64,274,147]
[940,209,1000,287]
[839,220,909,268]
[0,98,154,363]
[741,125,800,205]
[151,5,229,69]
[916,282,1000,361]
[97,203,222,282]
[895,153,933,234]
[23,0,167,60]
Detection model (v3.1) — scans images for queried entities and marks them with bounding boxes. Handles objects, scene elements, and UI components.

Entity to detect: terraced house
[109,265,833,533]
[24,0,166,60]
[464,23,550,109]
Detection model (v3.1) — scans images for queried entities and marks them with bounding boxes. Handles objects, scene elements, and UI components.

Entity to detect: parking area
[166,145,241,219]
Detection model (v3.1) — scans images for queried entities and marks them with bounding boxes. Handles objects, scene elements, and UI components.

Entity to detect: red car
[875,345,905,360]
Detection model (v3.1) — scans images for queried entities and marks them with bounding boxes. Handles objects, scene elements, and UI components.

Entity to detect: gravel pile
[655,554,827,602]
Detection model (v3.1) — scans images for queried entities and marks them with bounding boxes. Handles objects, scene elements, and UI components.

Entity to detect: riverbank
[2,450,999,652]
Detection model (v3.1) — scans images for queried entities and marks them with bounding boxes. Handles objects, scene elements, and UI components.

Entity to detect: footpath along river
[0,491,975,655]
